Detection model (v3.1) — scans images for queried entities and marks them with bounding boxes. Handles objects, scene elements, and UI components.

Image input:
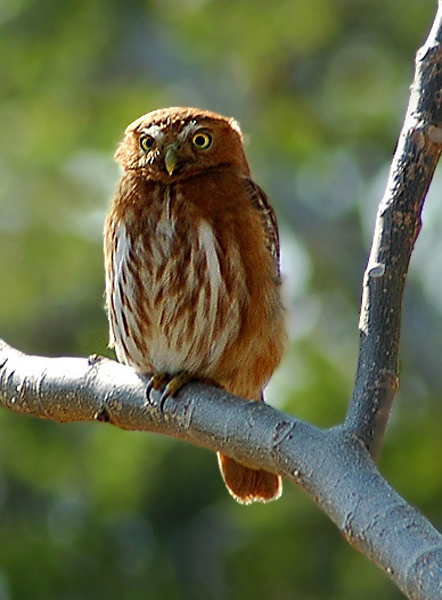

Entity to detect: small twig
[345,1,442,458]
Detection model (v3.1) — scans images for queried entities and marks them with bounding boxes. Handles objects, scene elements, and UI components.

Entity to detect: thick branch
[345,1,442,457]
[0,339,442,599]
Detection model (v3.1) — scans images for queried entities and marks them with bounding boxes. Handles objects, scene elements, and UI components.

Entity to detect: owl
[104,107,286,504]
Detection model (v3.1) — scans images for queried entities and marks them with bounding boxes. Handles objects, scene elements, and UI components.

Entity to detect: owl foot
[146,373,170,395]
[159,372,192,412]
[146,372,192,412]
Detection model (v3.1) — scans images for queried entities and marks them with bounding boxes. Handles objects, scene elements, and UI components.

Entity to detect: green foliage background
[1,1,441,598]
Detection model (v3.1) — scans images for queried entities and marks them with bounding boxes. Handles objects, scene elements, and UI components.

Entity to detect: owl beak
[164,144,179,176]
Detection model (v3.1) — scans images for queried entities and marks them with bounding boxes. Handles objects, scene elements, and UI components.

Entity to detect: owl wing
[244,179,281,278]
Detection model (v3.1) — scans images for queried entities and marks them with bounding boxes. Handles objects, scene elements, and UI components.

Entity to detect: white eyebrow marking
[180,121,200,140]
[141,124,164,141]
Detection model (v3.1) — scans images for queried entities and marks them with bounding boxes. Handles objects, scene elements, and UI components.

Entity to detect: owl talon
[146,373,169,397]
[158,372,192,412]
[164,372,192,397]
[145,372,192,411]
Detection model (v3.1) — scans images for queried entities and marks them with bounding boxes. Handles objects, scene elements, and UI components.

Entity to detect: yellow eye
[140,135,155,151]
[192,132,212,149]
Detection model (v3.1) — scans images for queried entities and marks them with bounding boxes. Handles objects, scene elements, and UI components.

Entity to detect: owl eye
[140,135,155,151]
[192,132,212,150]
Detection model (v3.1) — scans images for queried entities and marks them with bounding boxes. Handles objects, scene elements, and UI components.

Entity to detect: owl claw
[146,373,169,395]
[162,372,192,399]
[159,372,192,412]
[146,372,192,412]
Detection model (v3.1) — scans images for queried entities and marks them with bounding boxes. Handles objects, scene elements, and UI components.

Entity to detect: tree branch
[345,0,442,459]
[1,339,442,598]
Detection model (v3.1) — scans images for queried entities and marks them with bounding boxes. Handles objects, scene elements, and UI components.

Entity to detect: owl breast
[105,174,286,400]
[106,189,245,378]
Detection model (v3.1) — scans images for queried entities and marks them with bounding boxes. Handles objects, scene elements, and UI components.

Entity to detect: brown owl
[104,107,286,504]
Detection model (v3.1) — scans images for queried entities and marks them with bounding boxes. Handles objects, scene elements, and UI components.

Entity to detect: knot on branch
[367,263,386,279]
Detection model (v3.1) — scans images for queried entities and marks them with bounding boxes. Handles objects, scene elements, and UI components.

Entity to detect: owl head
[115,107,250,181]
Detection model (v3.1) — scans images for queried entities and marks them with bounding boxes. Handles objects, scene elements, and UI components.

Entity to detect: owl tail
[217,452,282,504]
